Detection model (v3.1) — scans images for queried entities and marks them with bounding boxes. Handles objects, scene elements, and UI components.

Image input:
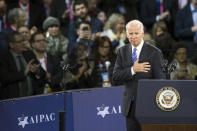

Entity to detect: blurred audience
[0,31,46,99]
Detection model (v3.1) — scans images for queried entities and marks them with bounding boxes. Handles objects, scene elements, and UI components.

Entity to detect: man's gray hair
[126,20,144,33]
[8,8,24,25]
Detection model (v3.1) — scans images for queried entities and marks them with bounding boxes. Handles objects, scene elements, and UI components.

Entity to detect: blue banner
[70,87,126,131]
[0,93,65,131]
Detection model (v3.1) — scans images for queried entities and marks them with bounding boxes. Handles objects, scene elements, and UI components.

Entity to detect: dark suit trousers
[126,101,141,131]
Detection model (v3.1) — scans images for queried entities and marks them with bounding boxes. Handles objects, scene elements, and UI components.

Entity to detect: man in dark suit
[0,31,46,100]
[31,32,62,92]
[113,20,166,131]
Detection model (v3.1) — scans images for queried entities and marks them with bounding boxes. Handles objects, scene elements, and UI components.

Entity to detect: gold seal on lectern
[156,86,180,111]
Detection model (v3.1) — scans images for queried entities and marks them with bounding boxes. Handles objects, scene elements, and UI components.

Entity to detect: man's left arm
[152,50,166,79]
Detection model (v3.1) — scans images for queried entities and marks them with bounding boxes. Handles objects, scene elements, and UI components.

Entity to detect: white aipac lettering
[118,105,121,113]
[50,113,56,121]
[29,116,35,124]
[45,114,50,122]
[35,115,38,123]
[111,106,117,114]
[40,114,45,123]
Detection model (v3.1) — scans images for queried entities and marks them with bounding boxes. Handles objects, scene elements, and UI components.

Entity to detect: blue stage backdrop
[70,87,126,131]
[0,93,65,131]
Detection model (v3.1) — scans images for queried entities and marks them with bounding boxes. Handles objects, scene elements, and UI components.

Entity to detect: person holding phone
[170,42,197,80]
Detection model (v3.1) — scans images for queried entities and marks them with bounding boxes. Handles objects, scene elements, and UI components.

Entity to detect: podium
[135,80,197,131]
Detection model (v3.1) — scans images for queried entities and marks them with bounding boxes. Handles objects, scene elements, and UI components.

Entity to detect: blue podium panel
[136,80,197,124]
[71,87,126,131]
[0,93,65,131]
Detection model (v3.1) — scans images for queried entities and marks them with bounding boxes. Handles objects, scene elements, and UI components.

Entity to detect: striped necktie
[132,48,137,64]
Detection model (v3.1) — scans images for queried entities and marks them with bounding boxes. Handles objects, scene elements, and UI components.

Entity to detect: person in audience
[140,0,178,34]
[175,0,197,57]
[91,36,117,87]
[7,0,46,30]
[63,41,94,90]
[68,20,94,55]
[170,42,197,80]
[0,31,46,100]
[87,0,99,17]
[155,32,177,64]
[50,0,74,37]
[43,16,69,60]
[101,13,127,52]
[96,10,107,24]
[31,32,62,92]
[152,21,168,39]
[17,25,32,50]
[7,8,26,31]
[68,0,103,52]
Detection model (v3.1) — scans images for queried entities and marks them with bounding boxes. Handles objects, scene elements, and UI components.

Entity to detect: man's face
[9,34,25,53]
[32,34,47,53]
[77,23,91,39]
[175,48,187,63]
[74,4,88,19]
[126,24,144,47]
[17,11,26,27]
[18,26,31,40]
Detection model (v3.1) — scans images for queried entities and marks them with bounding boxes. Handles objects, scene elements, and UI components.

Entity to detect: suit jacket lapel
[127,44,133,66]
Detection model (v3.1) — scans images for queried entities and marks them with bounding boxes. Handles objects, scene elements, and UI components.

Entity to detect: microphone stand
[62,63,70,91]
[166,60,177,79]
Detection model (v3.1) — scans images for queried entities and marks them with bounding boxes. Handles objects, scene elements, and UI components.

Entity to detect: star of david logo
[18,115,29,128]
[97,104,110,118]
